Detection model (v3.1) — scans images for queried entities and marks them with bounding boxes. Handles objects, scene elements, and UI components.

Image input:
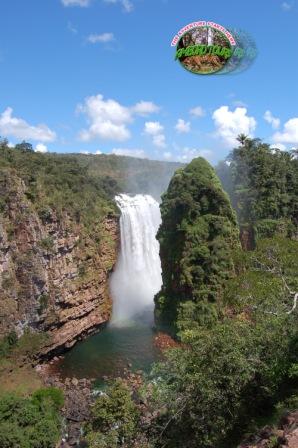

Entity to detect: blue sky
[0,0,297,164]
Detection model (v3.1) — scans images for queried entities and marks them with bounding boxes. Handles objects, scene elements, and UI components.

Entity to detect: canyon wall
[0,172,119,356]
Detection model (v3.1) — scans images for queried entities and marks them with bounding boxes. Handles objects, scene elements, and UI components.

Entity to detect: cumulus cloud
[77,94,159,142]
[111,148,147,158]
[153,134,166,148]
[273,117,298,144]
[62,0,90,6]
[144,121,166,147]
[212,106,257,147]
[176,147,213,163]
[264,110,280,129]
[95,150,102,154]
[35,143,48,153]
[0,107,56,142]
[175,118,191,134]
[131,101,160,116]
[87,33,115,43]
[189,106,205,117]
[77,94,132,142]
[103,0,134,12]
[144,121,164,136]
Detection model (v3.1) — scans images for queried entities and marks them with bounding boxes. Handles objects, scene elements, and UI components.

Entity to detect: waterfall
[110,194,162,325]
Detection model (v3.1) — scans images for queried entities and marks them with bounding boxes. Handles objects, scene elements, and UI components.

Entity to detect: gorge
[58,193,163,380]
[0,143,297,448]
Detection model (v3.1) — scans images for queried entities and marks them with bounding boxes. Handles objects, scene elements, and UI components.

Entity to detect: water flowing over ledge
[110,194,162,326]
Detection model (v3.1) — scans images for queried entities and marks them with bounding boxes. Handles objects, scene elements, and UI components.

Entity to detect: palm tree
[236,134,248,145]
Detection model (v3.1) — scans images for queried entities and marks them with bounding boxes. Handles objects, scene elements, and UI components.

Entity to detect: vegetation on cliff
[216,136,298,242]
[148,236,298,447]
[147,141,298,448]
[155,157,240,330]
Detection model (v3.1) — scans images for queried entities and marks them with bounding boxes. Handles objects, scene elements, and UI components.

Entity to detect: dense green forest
[0,138,297,447]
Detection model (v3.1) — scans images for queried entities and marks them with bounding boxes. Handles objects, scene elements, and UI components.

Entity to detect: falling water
[110,194,162,325]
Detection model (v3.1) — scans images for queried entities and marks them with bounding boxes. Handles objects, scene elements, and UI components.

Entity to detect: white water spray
[110,194,162,325]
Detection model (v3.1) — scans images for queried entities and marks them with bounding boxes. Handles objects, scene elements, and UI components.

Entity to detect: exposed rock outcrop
[0,173,119,356]
[240,411,298,448]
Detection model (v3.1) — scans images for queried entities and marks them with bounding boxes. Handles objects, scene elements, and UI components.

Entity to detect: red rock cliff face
[0,175,119,356]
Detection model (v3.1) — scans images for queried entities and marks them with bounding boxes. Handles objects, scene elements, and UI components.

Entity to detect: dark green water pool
[57,313,159,380]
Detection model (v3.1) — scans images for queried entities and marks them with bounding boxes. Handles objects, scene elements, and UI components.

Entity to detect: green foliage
[216,138,298,236]
[86,380,139,446]
[0,332,18,359]
[155,157,240,331]
[38,294,49,314]
[0,388,63,448]
[11,330,49,361]
[146,237,298,448]
[38,237,54,252]
[15,141,34,153]
[32,387,64,411]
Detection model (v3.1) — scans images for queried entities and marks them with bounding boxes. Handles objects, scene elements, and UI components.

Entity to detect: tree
[0,388,63,448]
[85,380,139,446]
[15,141,33,152]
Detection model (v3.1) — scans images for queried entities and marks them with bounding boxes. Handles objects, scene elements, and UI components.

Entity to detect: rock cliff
[0,171,119,356]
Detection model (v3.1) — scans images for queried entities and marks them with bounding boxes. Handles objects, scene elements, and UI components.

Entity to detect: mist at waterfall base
[57,194,162,380]
[110,194,162,326]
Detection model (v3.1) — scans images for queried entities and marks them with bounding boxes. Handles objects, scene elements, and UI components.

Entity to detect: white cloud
[35,143,48,153]
[153,134,166,148]
[176,147,213,163]
[144,121,164,135]
[144,121,166,147]
[273,117,298,144]
[103,0,134,12]
[270,143,287,151]
[111,148,147,158]
[77,94,132,142]
[281,2,292,10]
[0,108,56,142]
[189,106,205,117]
[175,118,191,134]
[95,150,102,154]
[77,94,159,143]
[88,33,115,43]
[132,101,160,116]
[264,110,280,129]
[62,0,90,6]
[212,106,257,147]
